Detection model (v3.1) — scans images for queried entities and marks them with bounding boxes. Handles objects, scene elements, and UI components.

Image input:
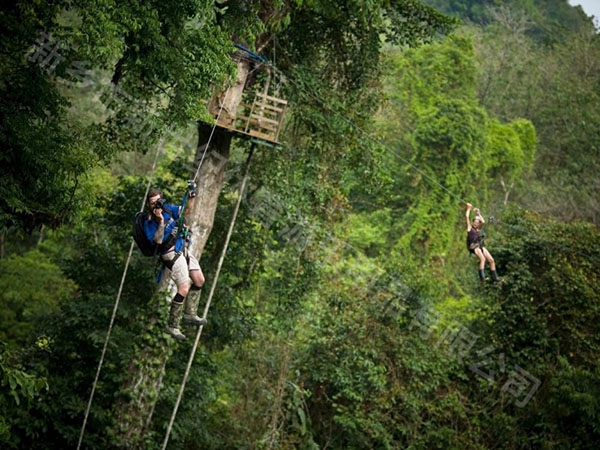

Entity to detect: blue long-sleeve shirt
[144,203,180,252]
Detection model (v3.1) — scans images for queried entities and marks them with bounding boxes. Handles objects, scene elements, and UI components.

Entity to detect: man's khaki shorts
[161,250,200,287]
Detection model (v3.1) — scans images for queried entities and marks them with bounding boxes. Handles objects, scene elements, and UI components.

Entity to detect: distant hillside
[422,0,593,38]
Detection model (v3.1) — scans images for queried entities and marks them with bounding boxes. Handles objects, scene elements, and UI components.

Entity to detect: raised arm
[153,209,166,243]
[474,207,485,224]
[185,195,195,221]
[184,180,197,222]
[466,203,472,232]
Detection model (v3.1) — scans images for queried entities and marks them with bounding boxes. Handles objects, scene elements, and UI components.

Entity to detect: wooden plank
[236,115,270,133]
[249,129,275,140]
[255,92,288,105]
[248,122,278,132]
[202,120,280,144]
[248,116,279,125]
[253,109,282,119]
[214,118,236,129]
[250,103,285,113]
[255,92,287,105]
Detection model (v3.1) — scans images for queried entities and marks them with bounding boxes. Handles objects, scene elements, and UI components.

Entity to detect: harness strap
[155,251,183,283]
[161,251,183,271]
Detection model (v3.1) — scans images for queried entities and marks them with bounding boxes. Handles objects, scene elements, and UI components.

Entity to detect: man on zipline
[465,203,500,283]
[145,185,206,340]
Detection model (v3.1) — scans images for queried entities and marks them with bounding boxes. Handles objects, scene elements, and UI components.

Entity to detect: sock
[173,293,185,304]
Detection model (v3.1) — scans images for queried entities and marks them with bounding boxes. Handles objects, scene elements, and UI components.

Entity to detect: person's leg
[189,258,205,288]
[482,248,499,282]
[482,247,496,271]
[165,254,191,340]
[165,293,186,340]
[163,251,191,296]
[474,248,486,281]
[184,254,207,326]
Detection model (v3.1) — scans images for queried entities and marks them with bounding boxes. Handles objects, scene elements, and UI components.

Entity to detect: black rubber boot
[491,270,500,283]
[478,269,486,282]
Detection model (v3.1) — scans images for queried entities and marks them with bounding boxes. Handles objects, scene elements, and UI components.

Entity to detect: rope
[77,139,164,450]
[193,86,232,183]
[161,143,256,450]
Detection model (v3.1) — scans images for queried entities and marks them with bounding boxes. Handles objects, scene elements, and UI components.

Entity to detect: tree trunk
[208,58,250,128]
[188,124,232,257]
[500,178,513,206]
[112,58,248,446]
[188,57,249,256]
[112,311,171,449]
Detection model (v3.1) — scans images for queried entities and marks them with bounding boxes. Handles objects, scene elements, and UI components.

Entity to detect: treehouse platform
[207,91,287,145]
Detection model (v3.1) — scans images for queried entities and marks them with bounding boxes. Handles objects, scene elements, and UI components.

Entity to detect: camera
[154,197,165,210]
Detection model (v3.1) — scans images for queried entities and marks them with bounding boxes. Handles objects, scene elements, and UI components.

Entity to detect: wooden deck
[209,92,287,145]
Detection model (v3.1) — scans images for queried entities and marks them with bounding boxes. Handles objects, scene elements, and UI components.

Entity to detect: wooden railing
[212,92,287,144]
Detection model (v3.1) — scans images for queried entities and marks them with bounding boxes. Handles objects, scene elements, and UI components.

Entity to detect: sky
[568,0,600,23]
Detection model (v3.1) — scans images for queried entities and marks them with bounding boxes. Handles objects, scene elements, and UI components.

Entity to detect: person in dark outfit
[465,203,500,282]
[145,186,206,340]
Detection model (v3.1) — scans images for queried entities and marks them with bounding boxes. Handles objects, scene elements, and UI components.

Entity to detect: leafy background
[1,0,599,448]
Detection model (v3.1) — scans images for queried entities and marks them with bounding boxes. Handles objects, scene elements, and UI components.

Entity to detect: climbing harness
[154,185,194,283]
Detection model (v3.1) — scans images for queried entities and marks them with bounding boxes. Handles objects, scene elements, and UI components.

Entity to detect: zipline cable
[77,139,165,450]
[161,143,256,450]
[193,85,232,183]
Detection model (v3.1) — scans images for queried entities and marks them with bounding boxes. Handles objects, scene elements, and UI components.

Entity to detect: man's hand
[153,207,164,222]
[187,180,197,198]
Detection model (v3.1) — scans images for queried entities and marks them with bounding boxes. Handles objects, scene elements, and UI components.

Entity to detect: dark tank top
[466,228,481,250]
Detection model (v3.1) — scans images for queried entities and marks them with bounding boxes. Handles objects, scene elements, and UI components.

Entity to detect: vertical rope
[77,140,164,450]
[193,86,232,182]
[161,143,256,450]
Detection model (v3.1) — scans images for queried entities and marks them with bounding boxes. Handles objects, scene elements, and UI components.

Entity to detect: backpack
[133,212,158,256]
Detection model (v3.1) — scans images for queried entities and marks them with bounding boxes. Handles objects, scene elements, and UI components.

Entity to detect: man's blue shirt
[144,204,180,250]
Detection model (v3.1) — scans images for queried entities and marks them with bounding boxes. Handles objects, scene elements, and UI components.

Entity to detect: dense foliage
[1,0,599,449]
